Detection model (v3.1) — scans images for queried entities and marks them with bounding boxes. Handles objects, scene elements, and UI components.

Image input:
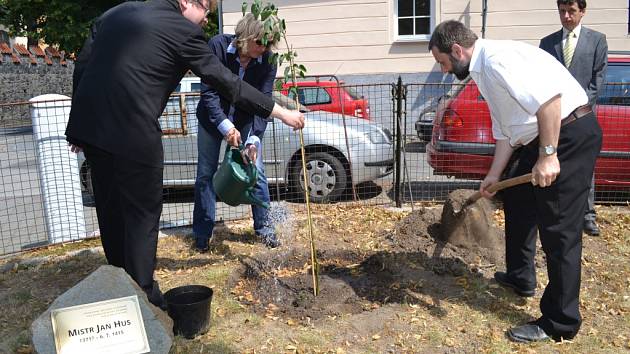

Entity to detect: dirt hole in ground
[230,200,507,321]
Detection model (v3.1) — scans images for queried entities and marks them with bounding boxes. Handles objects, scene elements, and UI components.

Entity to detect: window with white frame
[395,0,432,40]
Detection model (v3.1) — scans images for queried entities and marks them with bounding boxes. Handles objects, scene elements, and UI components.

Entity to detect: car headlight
[366,130,391,144]
[420,111,436,123]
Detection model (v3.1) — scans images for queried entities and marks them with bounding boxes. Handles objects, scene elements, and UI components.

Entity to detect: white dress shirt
[469,39,588,147]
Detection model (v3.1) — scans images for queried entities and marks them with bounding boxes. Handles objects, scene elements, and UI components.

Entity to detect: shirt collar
[227,42,263,64]
[469,39,484,74]
[563,24,582,38]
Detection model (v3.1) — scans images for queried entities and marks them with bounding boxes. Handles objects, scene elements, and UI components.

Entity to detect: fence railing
[1,80,628,256]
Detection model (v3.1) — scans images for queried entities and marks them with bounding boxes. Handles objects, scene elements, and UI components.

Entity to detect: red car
[427,57,630,195]
[281,81,370,120]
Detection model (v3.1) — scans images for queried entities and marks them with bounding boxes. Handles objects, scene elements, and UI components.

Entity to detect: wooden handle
[467,173,533,203]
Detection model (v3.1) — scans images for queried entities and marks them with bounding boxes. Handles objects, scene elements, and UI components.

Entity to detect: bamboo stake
[284,37,319,296]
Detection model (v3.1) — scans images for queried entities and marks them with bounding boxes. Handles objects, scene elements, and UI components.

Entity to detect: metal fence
[1,80,628,256]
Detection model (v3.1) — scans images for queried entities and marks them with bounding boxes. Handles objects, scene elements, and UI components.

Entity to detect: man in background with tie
[540,0,608,236]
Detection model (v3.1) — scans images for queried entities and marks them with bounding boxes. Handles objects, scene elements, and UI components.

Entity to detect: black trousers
[501,113,601,339]
[84,144,163,292]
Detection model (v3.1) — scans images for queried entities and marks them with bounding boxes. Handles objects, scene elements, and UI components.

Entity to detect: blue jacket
[196,34,277,143]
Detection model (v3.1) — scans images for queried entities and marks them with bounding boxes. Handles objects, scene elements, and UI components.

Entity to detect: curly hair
[428,20,478,54]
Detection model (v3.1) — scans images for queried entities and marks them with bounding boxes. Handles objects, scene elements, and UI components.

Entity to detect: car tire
[289,151,348,203]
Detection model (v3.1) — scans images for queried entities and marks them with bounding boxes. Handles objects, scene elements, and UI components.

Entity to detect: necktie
[563,30,575,68]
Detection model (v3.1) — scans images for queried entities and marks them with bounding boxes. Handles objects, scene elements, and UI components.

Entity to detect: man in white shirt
[429,20,602,343]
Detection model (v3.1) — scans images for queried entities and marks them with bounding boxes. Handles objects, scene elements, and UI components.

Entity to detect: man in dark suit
[540,0,608,236]
[65,0,304,309]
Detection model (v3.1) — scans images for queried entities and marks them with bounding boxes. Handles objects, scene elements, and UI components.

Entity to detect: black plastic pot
[164,285,213,339]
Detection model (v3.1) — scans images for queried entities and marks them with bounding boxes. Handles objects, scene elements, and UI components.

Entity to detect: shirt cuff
[217,119,235,136]
[245,135,261,150]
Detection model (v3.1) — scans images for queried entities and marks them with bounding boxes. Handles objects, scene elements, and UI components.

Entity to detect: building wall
[0,44,73,108]
[223,0,630,82]
[0,63,73,104]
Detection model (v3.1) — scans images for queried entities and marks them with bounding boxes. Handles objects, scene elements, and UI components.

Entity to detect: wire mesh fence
[1,79,629,256]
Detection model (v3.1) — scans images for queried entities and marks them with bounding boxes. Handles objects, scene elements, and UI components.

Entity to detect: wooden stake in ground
[297,129,319,296]
[243,0,319,295]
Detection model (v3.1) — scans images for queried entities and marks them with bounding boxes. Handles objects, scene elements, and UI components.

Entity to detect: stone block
[31,265,173,354]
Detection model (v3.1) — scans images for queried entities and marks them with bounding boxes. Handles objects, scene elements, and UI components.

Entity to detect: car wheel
[290,151,348,203]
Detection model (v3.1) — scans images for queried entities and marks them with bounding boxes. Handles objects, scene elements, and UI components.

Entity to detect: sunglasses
[255,39,274,47]
[194,0,211,17]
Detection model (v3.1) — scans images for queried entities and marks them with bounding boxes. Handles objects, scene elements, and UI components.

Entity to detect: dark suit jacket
[539,26,608,107]
[196,34,277,139]
[66,0,274,167]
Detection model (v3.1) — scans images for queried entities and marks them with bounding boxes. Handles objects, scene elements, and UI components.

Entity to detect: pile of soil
[230,198,508,321]
[439,189,504,258]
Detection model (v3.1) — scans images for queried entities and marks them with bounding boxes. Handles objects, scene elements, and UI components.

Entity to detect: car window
[273,91,310,112]
[598,64,630,105]
[343,85,362,100]
[295,88,332,105]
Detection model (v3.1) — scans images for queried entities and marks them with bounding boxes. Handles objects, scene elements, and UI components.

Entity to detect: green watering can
[213,145,269,209]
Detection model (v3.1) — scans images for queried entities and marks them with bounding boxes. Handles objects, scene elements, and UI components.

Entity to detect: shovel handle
[468,173,533,203]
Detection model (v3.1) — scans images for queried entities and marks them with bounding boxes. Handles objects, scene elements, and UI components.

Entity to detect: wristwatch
[539,144,557,156]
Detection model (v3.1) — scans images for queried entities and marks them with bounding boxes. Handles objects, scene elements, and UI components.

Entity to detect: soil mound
[439,189,504,259]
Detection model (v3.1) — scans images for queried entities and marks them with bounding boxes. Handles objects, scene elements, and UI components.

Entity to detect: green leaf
[242,2,248,16]
[274,80,284,91]
[289,86,298,98]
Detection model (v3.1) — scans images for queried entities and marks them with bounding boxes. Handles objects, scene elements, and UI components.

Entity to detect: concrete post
[30,94,85,244]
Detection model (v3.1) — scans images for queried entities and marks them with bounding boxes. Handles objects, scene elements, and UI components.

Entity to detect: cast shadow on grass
[323,247,532,326]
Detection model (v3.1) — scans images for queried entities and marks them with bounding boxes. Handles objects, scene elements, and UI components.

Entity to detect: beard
[449,54,471,80]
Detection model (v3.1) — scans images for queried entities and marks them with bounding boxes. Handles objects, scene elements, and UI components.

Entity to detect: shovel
[439,173,533,249]
[455,173,533,214]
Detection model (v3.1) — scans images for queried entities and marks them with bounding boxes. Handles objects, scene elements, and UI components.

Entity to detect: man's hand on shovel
[479,174,500,199]
[473,173,534,211]
[531,155,560,187]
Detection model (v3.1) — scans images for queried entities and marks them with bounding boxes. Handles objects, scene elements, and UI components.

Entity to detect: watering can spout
[246,191,270,209]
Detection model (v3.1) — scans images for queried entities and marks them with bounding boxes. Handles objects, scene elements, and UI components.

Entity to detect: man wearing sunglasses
[193,13,281,252]
[66,0,304,310]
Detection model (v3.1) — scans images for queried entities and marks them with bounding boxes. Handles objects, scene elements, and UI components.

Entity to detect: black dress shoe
[144,281,168,311]
[583,220,600,236]
[507,324,551,343]
[494,272,535,297]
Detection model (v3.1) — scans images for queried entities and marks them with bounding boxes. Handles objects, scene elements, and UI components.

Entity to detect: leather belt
[561,104,592,127]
